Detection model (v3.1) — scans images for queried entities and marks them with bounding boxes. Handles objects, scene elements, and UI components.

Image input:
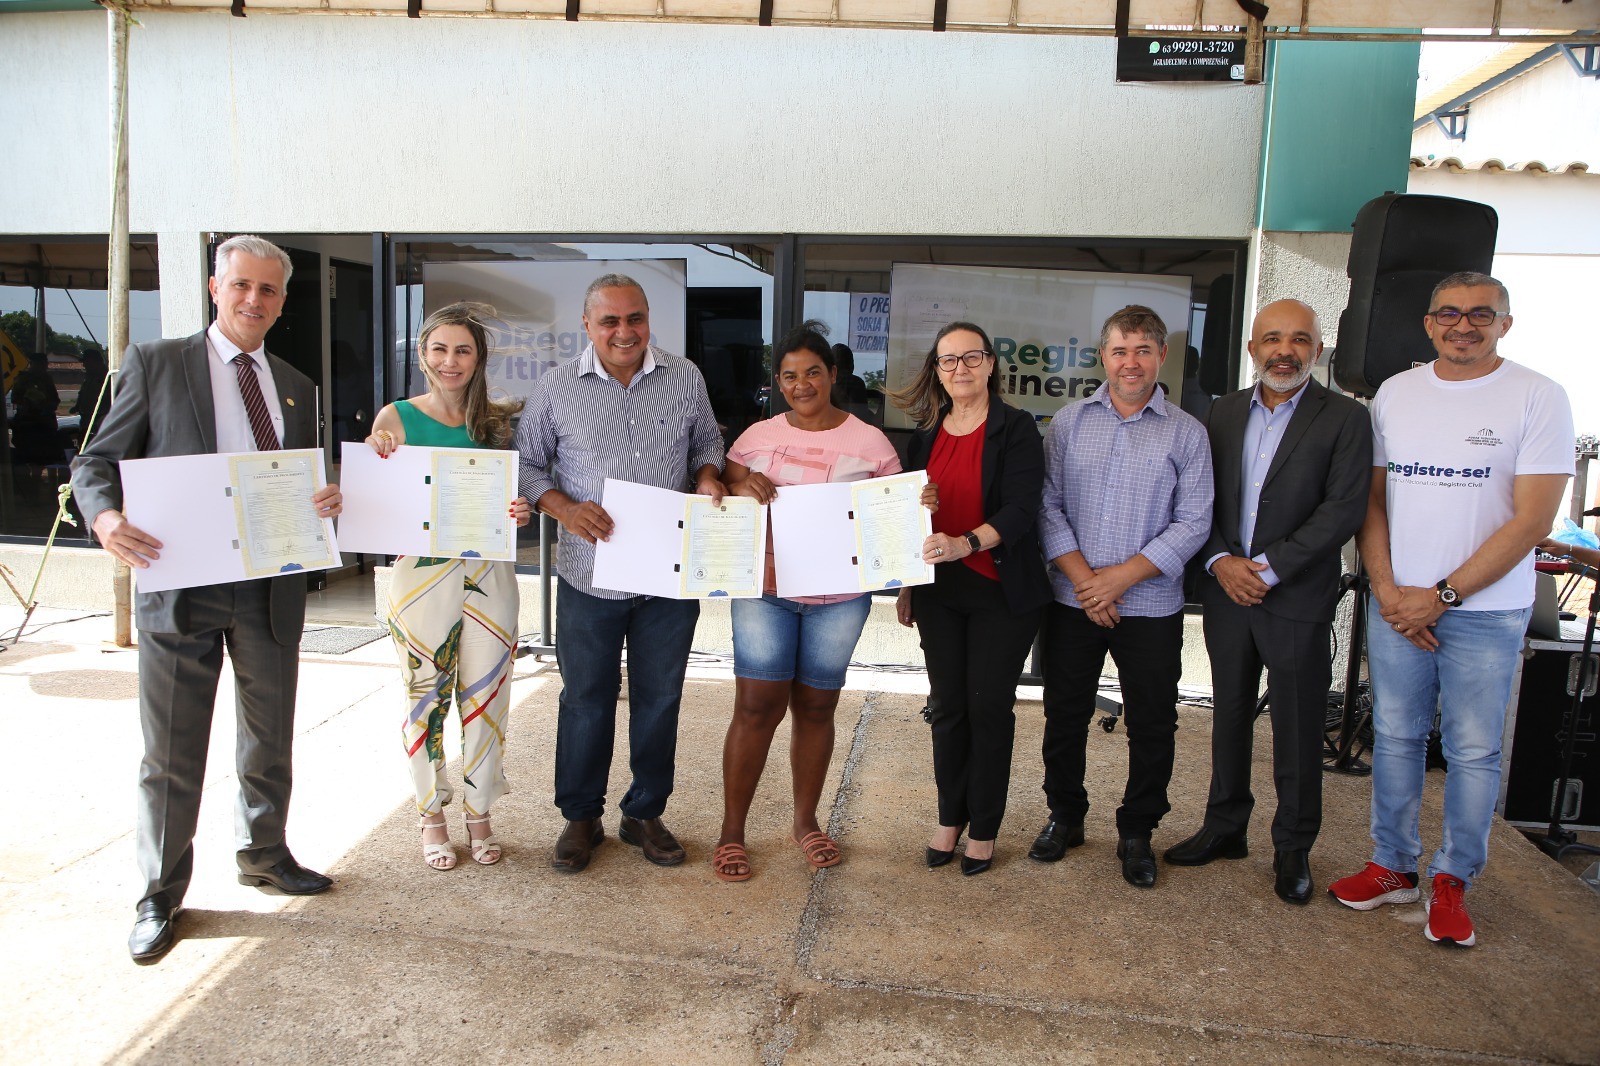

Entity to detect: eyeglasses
[1429,307,1506,327]
[935,350,992,371]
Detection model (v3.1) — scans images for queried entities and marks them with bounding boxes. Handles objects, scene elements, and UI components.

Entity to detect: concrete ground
[4,603,1598,1065]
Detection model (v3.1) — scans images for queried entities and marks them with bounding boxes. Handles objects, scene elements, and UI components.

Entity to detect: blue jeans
[731,593,872,690]
[554,578,699,821]
[1366,601,1530,888]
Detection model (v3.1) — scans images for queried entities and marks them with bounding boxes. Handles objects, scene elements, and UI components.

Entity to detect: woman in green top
[367,302,531,870]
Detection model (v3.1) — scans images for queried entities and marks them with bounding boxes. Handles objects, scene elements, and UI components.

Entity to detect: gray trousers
[137,579,299,908]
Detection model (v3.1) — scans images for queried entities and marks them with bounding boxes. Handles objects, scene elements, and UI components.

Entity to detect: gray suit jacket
[1201,378,1372,624]
[70,331,319,643]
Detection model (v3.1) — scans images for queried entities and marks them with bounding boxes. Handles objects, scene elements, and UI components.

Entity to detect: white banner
[421,259,688,401]
[847,292,890,357]
[885,264,1194,428]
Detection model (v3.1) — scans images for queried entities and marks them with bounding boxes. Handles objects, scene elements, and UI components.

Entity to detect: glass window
[389,237,780,566]
[795,237,1244,437]
[0,239,161,540]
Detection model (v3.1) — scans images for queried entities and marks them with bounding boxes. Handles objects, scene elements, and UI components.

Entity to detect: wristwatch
[1434,579,1461,608]
[962,531,982,554]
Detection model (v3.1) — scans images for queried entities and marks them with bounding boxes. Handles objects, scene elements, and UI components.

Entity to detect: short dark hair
[583,273,648,315]
[1098,305,1168,351]
[1431,271,1510,312]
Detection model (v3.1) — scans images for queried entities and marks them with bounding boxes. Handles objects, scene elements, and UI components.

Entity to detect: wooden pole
[107,1,133,648]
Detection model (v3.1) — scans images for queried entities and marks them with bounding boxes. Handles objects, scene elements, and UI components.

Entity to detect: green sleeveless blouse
[396,399,476,449]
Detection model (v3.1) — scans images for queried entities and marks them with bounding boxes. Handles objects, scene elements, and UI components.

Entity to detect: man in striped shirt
[1031,304,1213,888]
[516,273,727,873]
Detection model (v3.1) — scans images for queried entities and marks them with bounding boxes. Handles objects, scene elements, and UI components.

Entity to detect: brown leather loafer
[618,815,686,866]
[551,818,604,873]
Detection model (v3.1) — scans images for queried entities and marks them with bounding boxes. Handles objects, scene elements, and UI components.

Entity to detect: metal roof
[33,0,1599,39]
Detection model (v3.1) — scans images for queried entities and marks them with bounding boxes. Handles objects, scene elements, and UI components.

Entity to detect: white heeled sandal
[465,815,502,866]
[420,816,456,871]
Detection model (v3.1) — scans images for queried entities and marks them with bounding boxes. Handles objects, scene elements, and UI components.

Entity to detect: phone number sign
[1115,36,1245,83]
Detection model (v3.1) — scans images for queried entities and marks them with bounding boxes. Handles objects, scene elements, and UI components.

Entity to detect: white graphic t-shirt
[1371,358,1574,611]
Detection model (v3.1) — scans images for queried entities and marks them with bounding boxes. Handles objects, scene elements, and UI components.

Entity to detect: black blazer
[1201,378,1372,624]
[906,399,1054,615]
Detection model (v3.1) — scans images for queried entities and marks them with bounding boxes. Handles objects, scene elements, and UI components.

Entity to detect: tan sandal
[465,815,502,866]
[793,830,842,870]
[420,817,456,871]
[711,842,753,882]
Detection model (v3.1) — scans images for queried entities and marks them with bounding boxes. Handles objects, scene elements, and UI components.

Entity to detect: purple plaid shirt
[1039,383,1213,616]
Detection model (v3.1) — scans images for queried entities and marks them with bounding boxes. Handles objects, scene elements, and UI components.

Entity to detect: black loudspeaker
[1332,193,1497,397]
[1500,640,1599,832]
[1198,274,1233,397]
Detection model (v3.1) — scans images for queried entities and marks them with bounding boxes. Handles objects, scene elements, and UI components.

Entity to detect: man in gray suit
[71,235,343,963]
[1163,300,1371,903]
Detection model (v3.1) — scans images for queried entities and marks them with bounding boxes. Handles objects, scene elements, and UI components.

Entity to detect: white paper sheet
[770,471,934,597]
[119,448,340,594]
[591,478,766,600]
[336,443,518,561]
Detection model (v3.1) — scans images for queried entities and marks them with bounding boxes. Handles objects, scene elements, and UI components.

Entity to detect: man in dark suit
[1163,299,1371,903]
[71,235,343,963]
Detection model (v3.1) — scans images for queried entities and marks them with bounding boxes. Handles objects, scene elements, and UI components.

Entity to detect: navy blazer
[906,399,1054,615]
[1201,378,1372,624]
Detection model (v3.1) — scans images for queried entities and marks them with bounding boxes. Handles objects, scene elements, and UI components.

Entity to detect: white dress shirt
[206,322,286,452]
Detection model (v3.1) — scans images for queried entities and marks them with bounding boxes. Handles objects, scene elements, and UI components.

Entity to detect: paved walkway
[4,606,1597,1064]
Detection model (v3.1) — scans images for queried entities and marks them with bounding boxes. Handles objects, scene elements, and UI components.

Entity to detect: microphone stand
[1534,561,1600,862]
[1328,553,1374,775]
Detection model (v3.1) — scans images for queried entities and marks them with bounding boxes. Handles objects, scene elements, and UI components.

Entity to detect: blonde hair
[889,321,999,430]
[416,301,523,447]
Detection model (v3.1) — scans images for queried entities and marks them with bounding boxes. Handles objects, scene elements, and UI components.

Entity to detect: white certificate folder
[770,471,934,598]
[119,448,340,594]
[336,443,518,561]
[592,479,765,600]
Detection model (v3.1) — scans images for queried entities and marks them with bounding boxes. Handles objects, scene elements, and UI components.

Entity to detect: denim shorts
[731,593,873,690]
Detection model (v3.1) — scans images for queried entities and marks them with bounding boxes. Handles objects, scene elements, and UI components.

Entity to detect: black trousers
[1201,597,1331,850]
[1040,603,1183,839]
[913,564,1043,840]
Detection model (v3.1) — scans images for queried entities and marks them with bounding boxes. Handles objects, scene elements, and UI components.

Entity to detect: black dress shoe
[128,899,177,963]
[1163,826,1249,866]
[237,857,333,895]
[960,853,993,877]
[618,815,686,866]
[552,818,604,873]
[926,846,956,868]
[1027,819,1086,863]
[1117,836,1158,888]
[1274,848,1314,905]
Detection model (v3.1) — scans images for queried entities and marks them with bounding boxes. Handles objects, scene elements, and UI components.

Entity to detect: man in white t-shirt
[1329,272,1575,948]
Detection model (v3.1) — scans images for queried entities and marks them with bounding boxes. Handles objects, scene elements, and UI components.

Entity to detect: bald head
[1248,299,1322,397]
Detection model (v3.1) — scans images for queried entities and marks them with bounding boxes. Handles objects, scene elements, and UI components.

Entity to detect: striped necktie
[232,353,281,451]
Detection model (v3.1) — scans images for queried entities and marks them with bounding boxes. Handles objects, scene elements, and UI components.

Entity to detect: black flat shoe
[237,856,333,895]
[1116,836,1158,888]
[1274,848,1314,904]
[1028,819,1085,863]
[1163,826,1248,866]
[128,899,177,963]
[960,854,993,877]
[926,846,956,868]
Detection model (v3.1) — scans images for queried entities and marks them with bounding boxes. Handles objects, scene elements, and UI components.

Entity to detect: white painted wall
[1408,167,1600,435]
[1412,54,1600,168]
[2,11,1264,239]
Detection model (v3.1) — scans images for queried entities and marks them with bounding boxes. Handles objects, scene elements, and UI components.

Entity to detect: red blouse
[926,423,999,581]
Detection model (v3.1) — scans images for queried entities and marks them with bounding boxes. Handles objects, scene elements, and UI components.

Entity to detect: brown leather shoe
[618,815,686,866]
[551,818,603,873]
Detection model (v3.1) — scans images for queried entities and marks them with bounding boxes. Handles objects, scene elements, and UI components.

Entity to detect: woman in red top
[893,322,1053,875]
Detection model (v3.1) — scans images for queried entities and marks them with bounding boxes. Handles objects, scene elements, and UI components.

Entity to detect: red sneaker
[1328,861,1420,910]
[1425,874,1477,947]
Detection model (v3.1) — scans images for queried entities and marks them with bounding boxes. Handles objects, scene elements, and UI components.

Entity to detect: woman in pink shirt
[713,323,914,881]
